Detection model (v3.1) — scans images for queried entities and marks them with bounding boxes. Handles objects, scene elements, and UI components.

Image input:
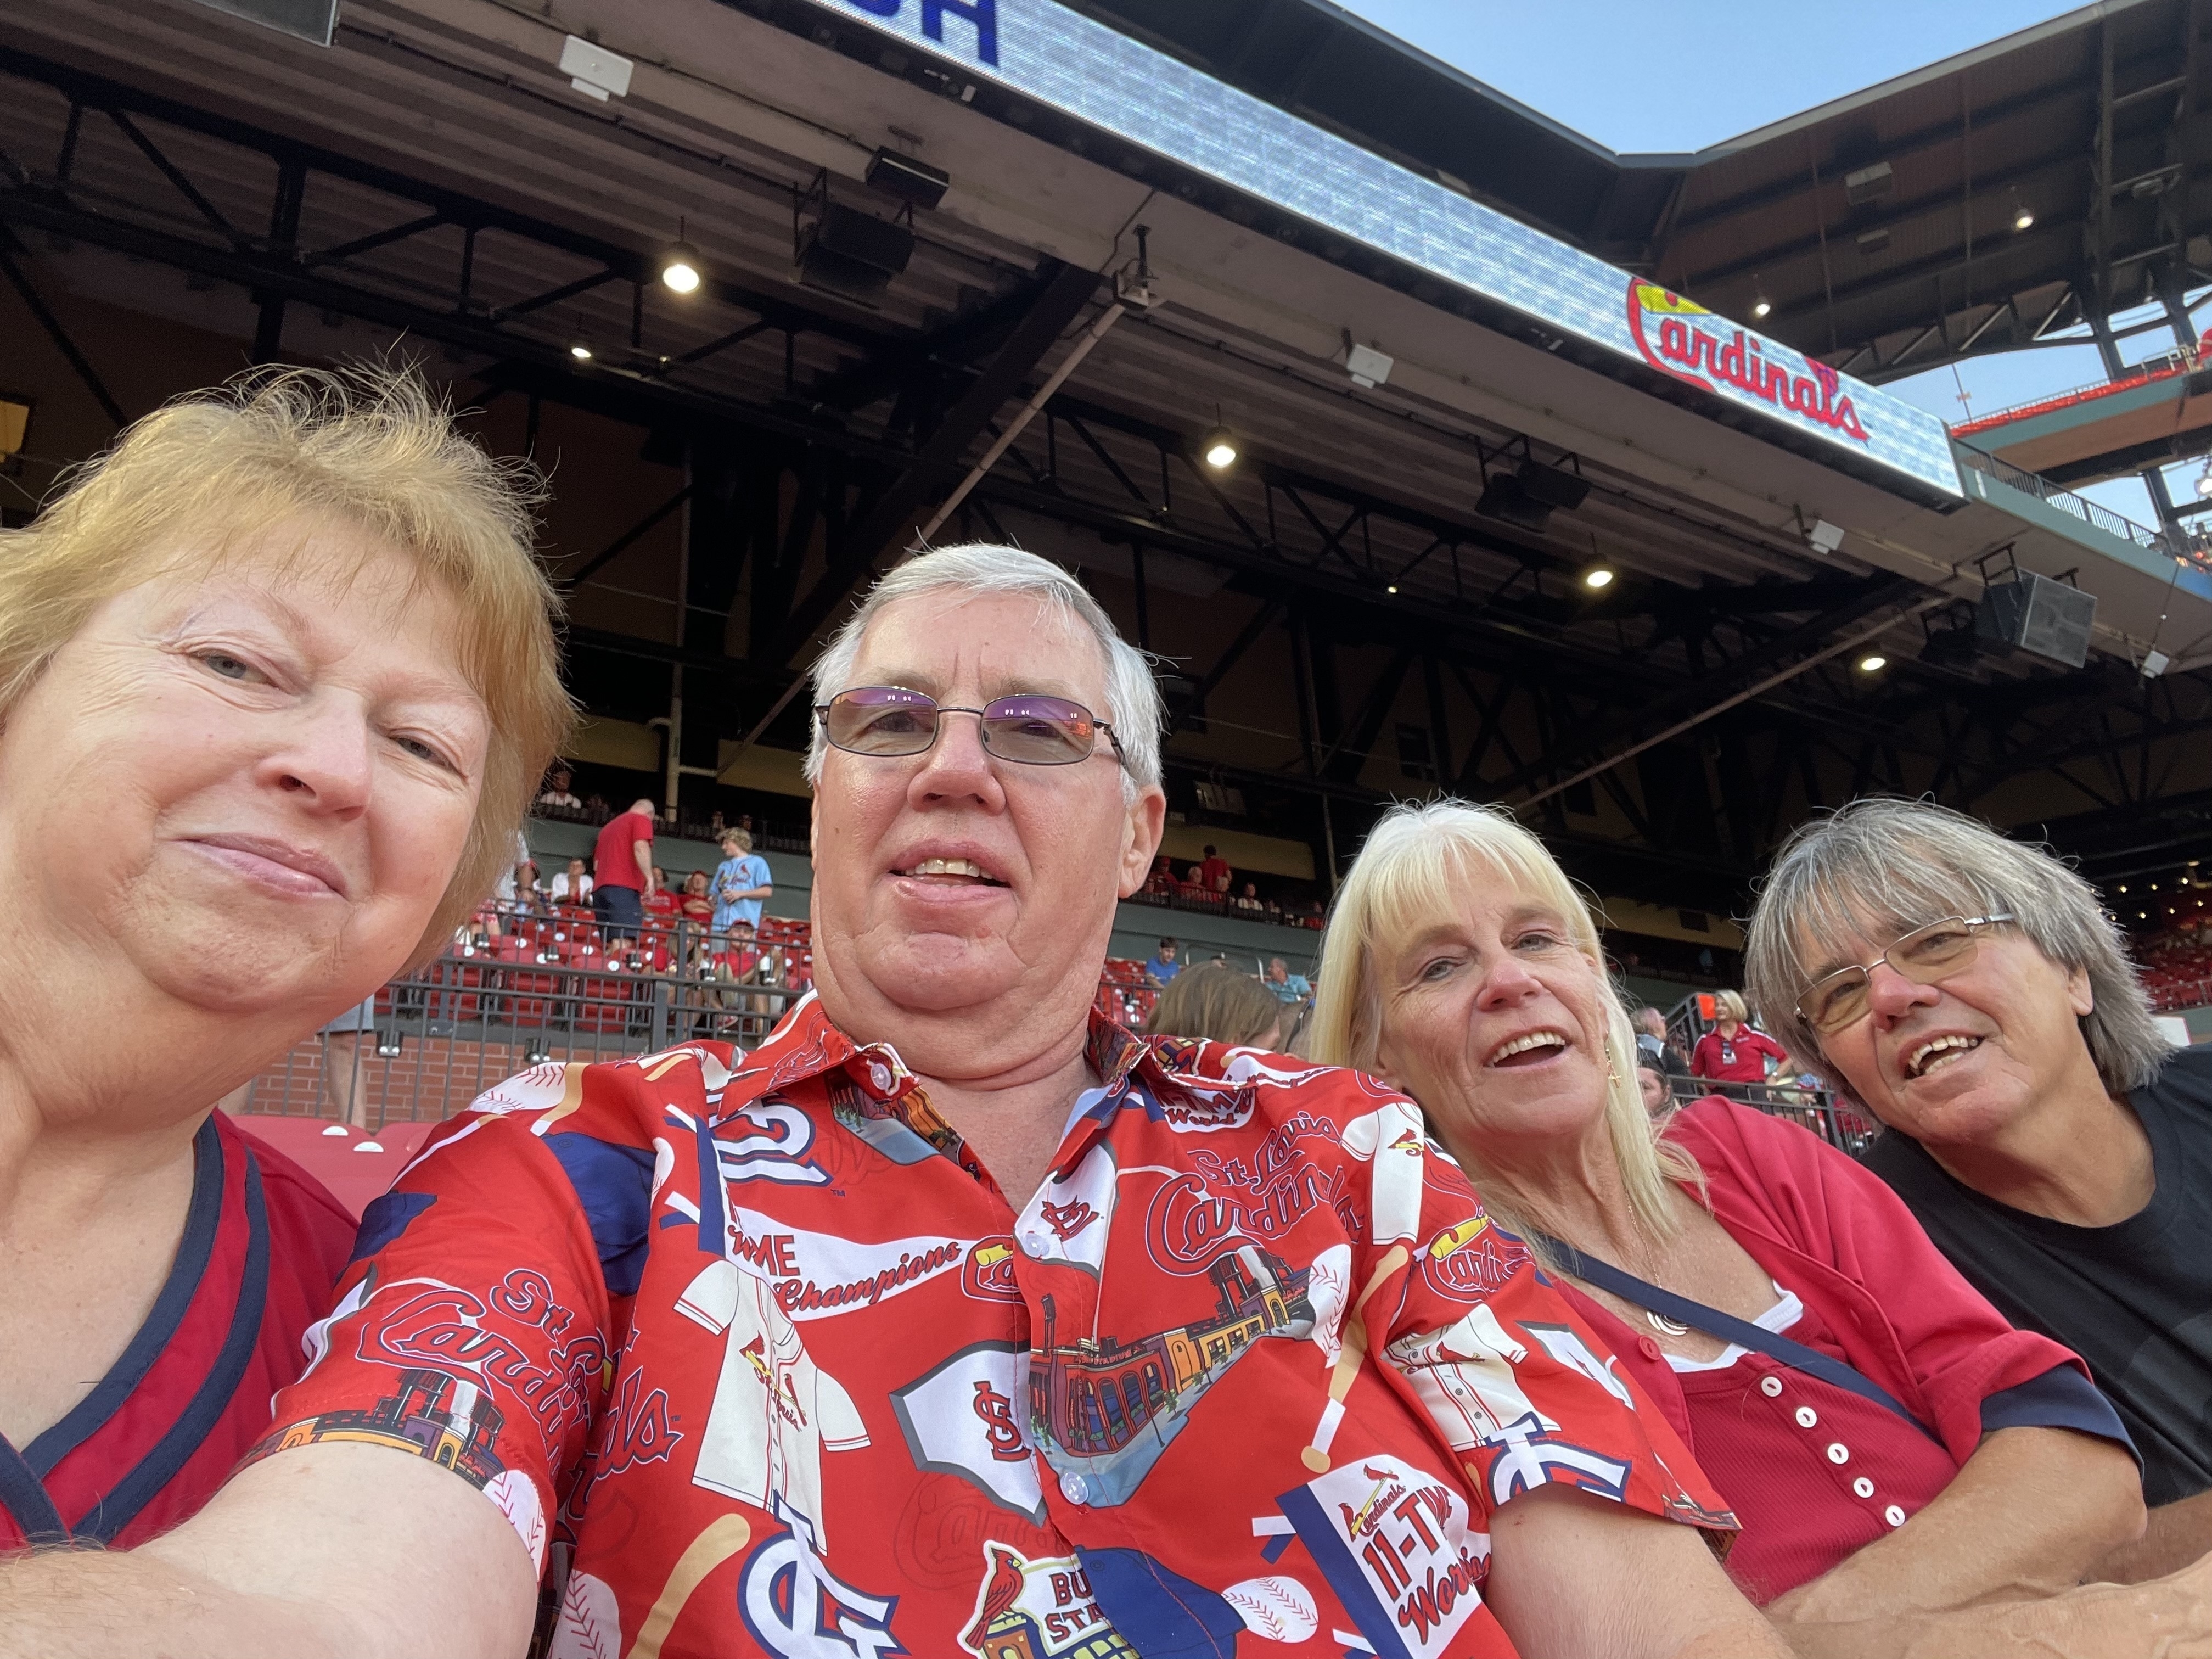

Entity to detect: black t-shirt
[1863,1043,2212,1505]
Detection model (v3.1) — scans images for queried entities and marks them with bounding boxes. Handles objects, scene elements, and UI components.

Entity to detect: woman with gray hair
[1746,796,2212,1582]
[1307,798,2208,1654]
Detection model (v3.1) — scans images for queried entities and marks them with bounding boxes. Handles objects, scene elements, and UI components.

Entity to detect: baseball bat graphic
[626,1513,753,1659]
[1301,1244,1409,1473]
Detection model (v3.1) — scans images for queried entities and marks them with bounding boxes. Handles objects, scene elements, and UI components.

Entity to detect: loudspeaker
[1975,573,2096,669]
[796,204,915,306]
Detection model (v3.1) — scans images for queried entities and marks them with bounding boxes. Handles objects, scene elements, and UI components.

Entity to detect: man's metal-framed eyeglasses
[815,686,1129,770]
[1795,913,2016,1035]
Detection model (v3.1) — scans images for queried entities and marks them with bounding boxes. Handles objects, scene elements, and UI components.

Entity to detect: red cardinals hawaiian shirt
[253,996,1733,1659]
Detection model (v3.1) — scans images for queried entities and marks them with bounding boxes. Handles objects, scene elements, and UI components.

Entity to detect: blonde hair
[722,828,754,853]
[1147,962,1287,1048]
[1309,798,1698,1245]
[0,365,572,961]
[1713,989,1749,1024]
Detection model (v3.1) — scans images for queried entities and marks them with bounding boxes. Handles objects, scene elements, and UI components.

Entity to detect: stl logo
[1036,1198,1099,1241]
[970,1380,1029,1463]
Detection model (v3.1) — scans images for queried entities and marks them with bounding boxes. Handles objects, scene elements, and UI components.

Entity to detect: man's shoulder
[1142,1038,1406,1131]
[2146,1040,2212,1118]
[1857,1120,1948,1197]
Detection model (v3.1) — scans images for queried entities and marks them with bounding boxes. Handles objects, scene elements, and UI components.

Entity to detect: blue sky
[1339,0,2205,523]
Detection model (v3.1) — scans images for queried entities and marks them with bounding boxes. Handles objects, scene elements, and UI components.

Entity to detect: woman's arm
[2094,1487,2212,1583]
[1487,1486,1790,1659]
[1766,1426,2143,1625]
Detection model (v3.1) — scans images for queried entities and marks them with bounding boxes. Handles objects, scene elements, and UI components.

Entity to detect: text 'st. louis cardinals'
[255,996,1734,1658]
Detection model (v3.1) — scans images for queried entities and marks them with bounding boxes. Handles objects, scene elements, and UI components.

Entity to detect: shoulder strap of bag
[1530,1230,1940,1442]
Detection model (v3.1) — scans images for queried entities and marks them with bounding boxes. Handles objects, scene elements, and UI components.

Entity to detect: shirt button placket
[1759,1375,1783,1398]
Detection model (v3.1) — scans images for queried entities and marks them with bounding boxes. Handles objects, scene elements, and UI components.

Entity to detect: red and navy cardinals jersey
[0,1111,356,1549]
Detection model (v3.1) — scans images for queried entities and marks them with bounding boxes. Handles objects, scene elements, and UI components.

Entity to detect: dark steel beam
[768,260,1103,663]
[0,231,123,424]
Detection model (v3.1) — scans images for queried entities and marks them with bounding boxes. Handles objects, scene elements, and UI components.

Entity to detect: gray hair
[1744,797,2165,1095]
[803,543,1163,797]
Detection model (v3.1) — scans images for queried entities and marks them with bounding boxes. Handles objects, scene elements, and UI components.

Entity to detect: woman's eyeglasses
[816,686,1127,769]
[1795,913,2014,1035]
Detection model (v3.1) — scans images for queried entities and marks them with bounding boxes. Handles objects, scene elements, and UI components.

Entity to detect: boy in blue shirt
[711,828,774,934]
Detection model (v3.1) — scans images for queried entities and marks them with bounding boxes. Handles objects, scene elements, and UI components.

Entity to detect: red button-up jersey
[252,997,1732,1659]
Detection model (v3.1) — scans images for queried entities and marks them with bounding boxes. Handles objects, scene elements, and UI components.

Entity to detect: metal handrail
[1953,441,2187,558]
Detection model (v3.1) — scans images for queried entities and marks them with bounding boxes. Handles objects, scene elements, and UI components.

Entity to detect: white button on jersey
[1760,1376,1784,1397]
[1884,1504,1907,1527]
[1061,1472,1090,1505]
[1794,1405,1818,1428]
[1853,1477,1875,1498]
[1826,1442,1850,1464]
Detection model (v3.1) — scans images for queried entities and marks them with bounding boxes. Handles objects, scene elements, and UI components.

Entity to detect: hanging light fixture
[1750,275,1771,320]
[1201,425,1238,469]
[659,216,703,294]
[1583,566,1616,589]
[1857,653,1888,674]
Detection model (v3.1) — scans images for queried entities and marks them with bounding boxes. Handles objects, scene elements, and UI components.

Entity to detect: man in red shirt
[592,797,657,939]
[0,548,1786,1658]
[1197,844,1232,893]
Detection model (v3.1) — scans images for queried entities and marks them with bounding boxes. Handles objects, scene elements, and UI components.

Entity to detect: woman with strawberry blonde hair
[0,365,569,1549]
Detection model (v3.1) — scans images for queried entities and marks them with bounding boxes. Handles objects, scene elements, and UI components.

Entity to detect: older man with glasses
[2,546,1791,1659]
[1747,797,2212,1583]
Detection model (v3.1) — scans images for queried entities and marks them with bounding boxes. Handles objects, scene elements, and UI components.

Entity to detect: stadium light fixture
[1857,653,1887,673]
[659,220,704,294]
[1582,566,1615,590]
[569,341,593,361]
[2011,194,2034,233]
[1750,277,1771,320]
[1201,426,1239,469]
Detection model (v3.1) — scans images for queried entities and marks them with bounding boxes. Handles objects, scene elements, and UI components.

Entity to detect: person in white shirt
[549,857,593,903]
[536,765,583,810]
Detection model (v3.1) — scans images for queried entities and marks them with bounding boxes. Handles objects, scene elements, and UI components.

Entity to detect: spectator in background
[711,827,773,936]
[642,866,681,923]
[549,856,592,904]
[1746,797,2212,1582]
[678,868,714,924]
[1264,956,1311,1002]
[583,791,608,816]
[1637,1061,1675,1120]
[1198,843,1232,892]
[1691,990,1789,1093]
[591,795,656,939]
[1142,854,1175,898]
[708,810,726,837]
[1147,961,1288,1050]
[1232,878,1265,913]
[1637,1006,1692,1078]
[1142,937,1180,987]
[536,765,582,810]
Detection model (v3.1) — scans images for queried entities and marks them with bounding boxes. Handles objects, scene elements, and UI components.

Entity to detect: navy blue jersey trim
[0,1437,68,1544]
[71,1144,271,1543]
[23,1116,226,1479]
[1981,1365,2138,1462]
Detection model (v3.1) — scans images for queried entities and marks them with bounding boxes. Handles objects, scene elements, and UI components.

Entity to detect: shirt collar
[722,994,1191,1135]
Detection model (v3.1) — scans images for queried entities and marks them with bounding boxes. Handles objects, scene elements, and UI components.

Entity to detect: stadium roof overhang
[1070,0,2211,384]
[6,0,2212,898]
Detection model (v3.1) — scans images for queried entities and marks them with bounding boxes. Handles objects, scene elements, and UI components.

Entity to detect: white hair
[803,543,1164,797]
[1744,797,2166,1095]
